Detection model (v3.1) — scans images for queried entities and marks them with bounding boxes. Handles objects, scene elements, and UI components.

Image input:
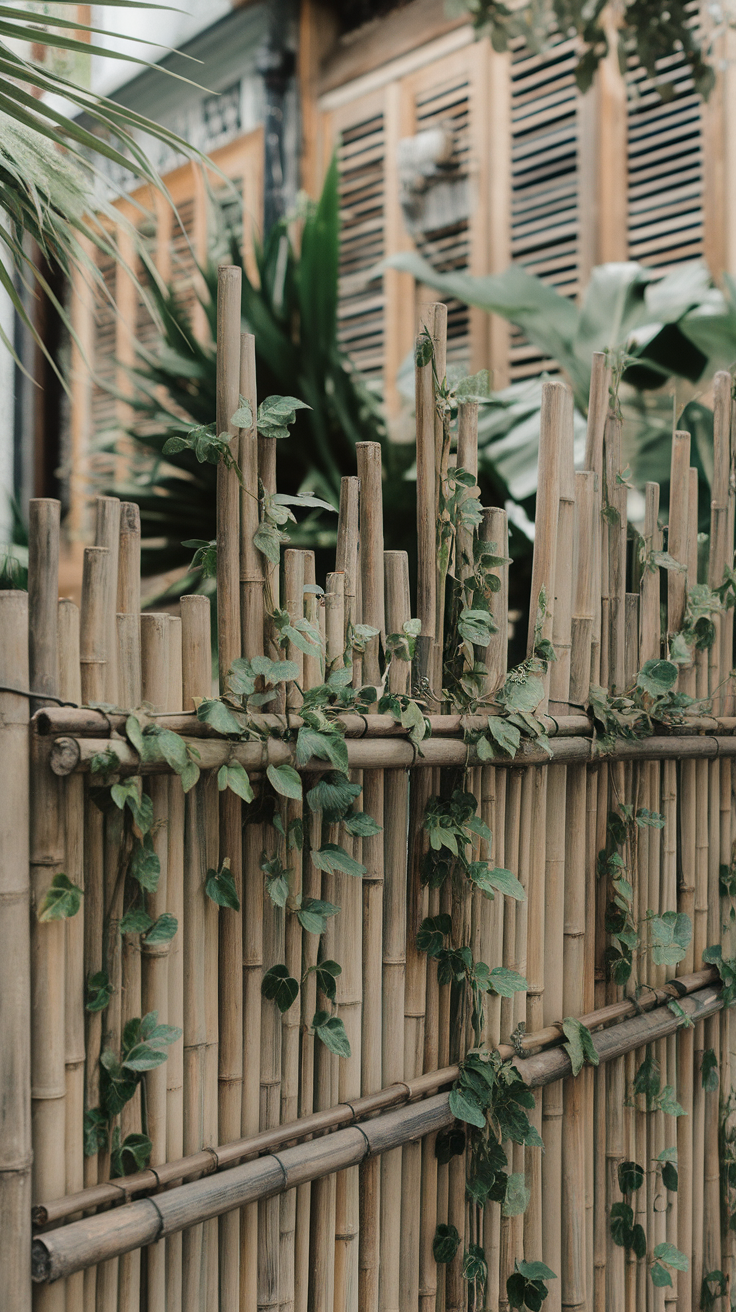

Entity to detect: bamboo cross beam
[47,732,736,779]
[32,985,722,1286]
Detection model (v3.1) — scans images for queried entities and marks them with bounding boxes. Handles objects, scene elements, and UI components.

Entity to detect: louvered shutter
[90,248,118,480]
[627,49,704,269]
[509,36,579,379]
[336,107,386,387]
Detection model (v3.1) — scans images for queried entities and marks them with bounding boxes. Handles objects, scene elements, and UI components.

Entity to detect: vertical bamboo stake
[337,477,361,685]
[140,613,171,1309]
[57,600,85,1311]
[216,263,244,1312]
[379,551,410,1312]
[239,332,263,659]
[0,592,31,1312]
[605,414,627,694]
[260,833,283,1312]
[667,431,691,637]
[356,442,385,691]
[94,496,121,704]
[28,500,67,1312]
[163,618,185,1312]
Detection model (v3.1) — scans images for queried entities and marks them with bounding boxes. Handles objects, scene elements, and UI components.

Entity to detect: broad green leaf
[312,1010,351,1057]
[143,913,178,945]
[313,959,341,1002]
[485,717,521,758]
[662,1161,678,1192]
[561,1017,599,1076]
[497,674,544,714]
[111,1131,152,1178]
[485,866,525,900]
[267,763,303,799]
[458,608,495,646]
[38,872,83,922]
[341,808,382,837]
[84,1108,109,1157]
[295,726,348,773]
[129,834,161,893]
[231,398,253,429]
[636,659,679,698]
[516,1261,556,1282]
[657,1085,686,1117]
[296,897,340,935]
[488,967,528,997]
[417,914,452,956]
[415,334,433,366]
[307,771,362,819]
[650,1263,672,1288]
[111,780,153,834]
[205,859,240,911]
[432,1223,460,1264]
[262,965,299,1013]
[122,1044,169,1072]
[196,698,243,736]
[250,655,300,684]
[502,1173,531,1217]
[701,1047,719,1092]
[119,907,153,935]
[257,394,311,439]
[654,1243,689,1271]
[449,1087,486,1129]
[311,843,366,878]
[618,1160,645,1194]
[86,969,113,1013]
[217,761,254,803]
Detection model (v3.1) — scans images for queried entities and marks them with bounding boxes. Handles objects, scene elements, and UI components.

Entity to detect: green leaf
[618,1160,645,1194]
[636,659,679,698]
[462,1242,488,1287]
[111,1131,152,1178]
[262,965,299,1013]
[458,608,495,646]
[205,859,240,911]
[110,781,154,835]
[143,913,178,945]
[657,1085,686,1117]
[650,1262,672,1288]
[312,1011,351,1057]
[517,1261,556,1282]
[217,761,254,803]
[662,1161,678,1192]
[119,907,153,936]
[296,897,340,935]
[497,674,544,714]
[341,809,382,838]
[432,1223,460,1264]
[415,334,433,366]
[122,1044,169,1072]
[266,763,303,799]
[487,967,528,997]
[636,807,665,829]
[311,843,366,878]
[130,834,161,893]
[561,1017,600,1076]
[484,717,521,758]
[86,969,113,1013]
[484,866,525,900]
[313,959,342,1002]
[83,1108,109,1157]
[306,771,362,820]
[257,394,311,439]
[701,1048,719,1092]
[502,1173,531,1217]
[38,872,83,922]
[417,914,452,956]
[449,1087,486,1129]
[196,698,243,736]
[610,1201,634,1247]
[295,726,348,773]
[654,1243,688,1271]
[231,397,253,429]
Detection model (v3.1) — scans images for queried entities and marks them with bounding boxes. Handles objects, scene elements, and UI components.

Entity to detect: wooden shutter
[509,36,579,380]
[626,49,704,269]
[336,101,387,388]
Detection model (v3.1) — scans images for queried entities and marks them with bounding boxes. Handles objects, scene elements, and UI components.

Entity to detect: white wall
[90,0,234,97]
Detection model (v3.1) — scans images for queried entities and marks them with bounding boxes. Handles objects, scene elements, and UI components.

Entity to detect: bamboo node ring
[356,713,370,738]
[202,1145,220,1173]
[269,1152,289,1190]
[351,1121,373,1157]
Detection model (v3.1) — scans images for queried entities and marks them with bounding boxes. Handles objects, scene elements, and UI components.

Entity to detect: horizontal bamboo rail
[31,983,722,1286]
[31,966,719,1229]
[47,732,736,777]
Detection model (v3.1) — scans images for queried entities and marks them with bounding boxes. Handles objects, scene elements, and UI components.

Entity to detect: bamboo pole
[356,442,384,691]
[337,477,361,685]
[239,332,263,659]
[180,595,212,1312]
[28,499,66,1312]
[58,600,85,1311]
[140,613,172,1309]
[216,264,242,681]
[94,496,121,704]
[0,591,32,1312]
[165,617,185,1312]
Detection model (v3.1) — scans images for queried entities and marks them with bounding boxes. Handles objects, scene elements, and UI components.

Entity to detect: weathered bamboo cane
[164,617,185,1312]
[356,442,385,692]
[94,496,121,705]
[28,500,66,1312]
[57,600,85,1311]
[239,332,263,660]
[0,591,32,1312]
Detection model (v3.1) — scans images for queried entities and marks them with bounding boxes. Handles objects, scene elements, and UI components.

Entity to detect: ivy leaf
[561,1017,600,1077]
[609,1201,634,1247]
[38,872,83,922]
[196,698,243,736]
[458,609,495,646]
[662,1161,678,1192]
[449,1087,486,1129]
[497,674,544,714]
[205,859,240,911]
[110,781,154,835]
[266,763,303,799]
[484,717,521,758]
[654,1243,688,1272]
[636,808,665,829]
[485,866,525,900]
[257,394,311,440]
[650,1263,672,1288]
[657,1085,686,1117]
[86,970,113,1013]
[487,967,528,997]
[311,843,366,878]
[143,913,178,946]
[130,834,161,893]
[312,1010,351,1057]
[306,771,362,820]
[502,1173,531,1217]
[231,397,253,429]
[295,726,348,773]
[262,965,299,1013]
[254,521,283,564]
[618,1160,644,1194]
[516,1260,556,1282]
[462,1242,488,1287]
[649,911,691,965]
[314,959,342,1002]
[83,1108,109,1157]
[120,907,153,935]
[246,658,303,687]
[631,1225,647,1260]
[122,1044,169,1072]
[416,914,452,956]
[432,1223,460,1264]
[296,897,340,935]
[415,334,433,367]
[636,659,678,698]
[111,1131,153,1178]
[217,761,254,803]
[341,809,382,838]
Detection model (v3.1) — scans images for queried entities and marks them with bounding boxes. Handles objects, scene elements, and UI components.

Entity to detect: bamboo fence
[3,273,736,1312]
